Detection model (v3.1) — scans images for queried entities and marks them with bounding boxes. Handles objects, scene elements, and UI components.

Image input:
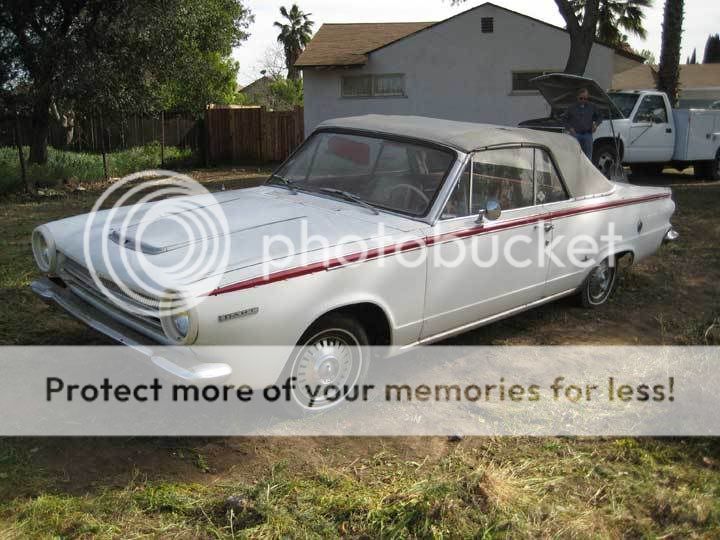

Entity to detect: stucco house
[296,2,644,134]
[613,64,720,109]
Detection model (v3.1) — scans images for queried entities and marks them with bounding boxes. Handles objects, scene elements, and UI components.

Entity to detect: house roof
[295,22,434,67]
[295,2,644,68]
[318,115,614,198]
[240,76,273,94]
[613,63,720,90]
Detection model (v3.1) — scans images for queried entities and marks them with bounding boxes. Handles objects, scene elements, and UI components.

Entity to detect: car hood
[531,73,624,118]
[45,186,424,288]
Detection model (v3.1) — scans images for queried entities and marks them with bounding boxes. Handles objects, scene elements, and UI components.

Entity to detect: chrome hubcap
[589,260,613,302]
[292,332,360,407]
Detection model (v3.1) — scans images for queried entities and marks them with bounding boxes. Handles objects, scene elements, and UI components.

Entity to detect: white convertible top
[318,115,614,198]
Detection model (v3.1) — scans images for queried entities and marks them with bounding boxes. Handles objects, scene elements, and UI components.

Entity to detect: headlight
[32,226,57,273]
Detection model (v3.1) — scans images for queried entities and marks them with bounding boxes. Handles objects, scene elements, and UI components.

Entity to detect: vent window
[481,17,494,33]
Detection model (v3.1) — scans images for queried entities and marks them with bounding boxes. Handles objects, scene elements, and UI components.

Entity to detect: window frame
[341,73,407,99]
[270,127,459,221]
[439,144,571,222]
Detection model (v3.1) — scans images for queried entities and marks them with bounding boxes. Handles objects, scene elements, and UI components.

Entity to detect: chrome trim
[402,288,577,348]
[31,278,231,385]
[663,228,679,244]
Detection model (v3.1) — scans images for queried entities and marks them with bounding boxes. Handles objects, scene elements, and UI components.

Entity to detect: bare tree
[257,44,287,81]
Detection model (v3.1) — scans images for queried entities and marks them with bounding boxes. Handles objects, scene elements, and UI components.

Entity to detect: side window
[635,95,668,123]
[441,148,535,219]
[471,148,534,213]
[534,149,568,204]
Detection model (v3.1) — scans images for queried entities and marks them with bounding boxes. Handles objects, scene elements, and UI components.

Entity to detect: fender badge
[218,307,259,323]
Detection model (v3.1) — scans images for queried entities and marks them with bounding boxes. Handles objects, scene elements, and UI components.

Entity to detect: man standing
[564,88,600,160]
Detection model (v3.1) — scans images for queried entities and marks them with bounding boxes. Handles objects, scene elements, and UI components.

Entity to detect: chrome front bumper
[31,278,232,384]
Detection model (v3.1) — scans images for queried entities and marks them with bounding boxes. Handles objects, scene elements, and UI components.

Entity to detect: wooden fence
[0,112,202,153]
[205,106,304,164]
[1,105,304,164]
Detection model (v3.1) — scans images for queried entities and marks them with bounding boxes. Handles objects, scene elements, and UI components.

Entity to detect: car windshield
[608,93,639,118]
[270,131,456,217]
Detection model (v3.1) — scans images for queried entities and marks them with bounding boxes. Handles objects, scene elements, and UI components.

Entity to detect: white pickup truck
[519,73,720,180]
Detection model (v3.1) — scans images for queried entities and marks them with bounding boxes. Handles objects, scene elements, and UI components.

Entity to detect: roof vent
[481,17,494,33]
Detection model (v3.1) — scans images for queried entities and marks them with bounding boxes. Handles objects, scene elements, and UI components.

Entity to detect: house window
[342,74,405,98]
[341,75,373,97]
[481,17,494,33]
[511,70,557,92]
[374,74,405,96]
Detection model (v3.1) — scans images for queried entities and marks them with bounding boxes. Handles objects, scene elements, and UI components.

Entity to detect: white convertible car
[31,116,677,393]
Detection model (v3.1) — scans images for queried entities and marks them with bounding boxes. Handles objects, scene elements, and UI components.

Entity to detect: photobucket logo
[81,171,231,317]
[259,220,624,276]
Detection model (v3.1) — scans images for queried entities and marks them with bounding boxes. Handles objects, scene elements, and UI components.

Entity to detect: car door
[532,148,588,296]
[421,147,549,340]
[628,94,675,162]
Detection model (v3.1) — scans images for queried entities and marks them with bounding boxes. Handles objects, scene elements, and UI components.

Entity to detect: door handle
[666,128,672,133]
[544,223,554,232]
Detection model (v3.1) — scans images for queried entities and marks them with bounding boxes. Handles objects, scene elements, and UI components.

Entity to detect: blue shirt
[564,102,600,134]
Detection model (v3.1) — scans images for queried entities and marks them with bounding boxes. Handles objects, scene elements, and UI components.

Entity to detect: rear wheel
[593,142,619,179]
[694,150,720,181]
[579,257,618,308]
[283,313,370,414]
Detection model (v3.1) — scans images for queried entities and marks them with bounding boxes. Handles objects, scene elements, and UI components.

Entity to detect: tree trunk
[657,0,685,107]
[555,0,602,76]
[564,30,596,75]
[13,113,33,195]
[28,94,51,164]
[99,113,109,181]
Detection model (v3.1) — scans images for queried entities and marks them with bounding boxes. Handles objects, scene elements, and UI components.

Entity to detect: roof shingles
[295,22,434,68]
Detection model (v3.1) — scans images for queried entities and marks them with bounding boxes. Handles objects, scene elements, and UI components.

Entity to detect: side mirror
[477,198,502,223]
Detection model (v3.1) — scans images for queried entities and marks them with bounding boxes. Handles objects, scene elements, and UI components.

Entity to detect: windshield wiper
[319,188,380,215]
[267,174,299,194]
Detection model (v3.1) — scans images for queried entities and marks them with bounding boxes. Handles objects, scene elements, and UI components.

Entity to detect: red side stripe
[209,192,670,296]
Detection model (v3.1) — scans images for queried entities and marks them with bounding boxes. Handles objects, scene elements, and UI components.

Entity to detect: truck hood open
[531,73,624,118]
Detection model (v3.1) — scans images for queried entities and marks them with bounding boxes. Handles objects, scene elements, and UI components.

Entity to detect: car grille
[59,254,168,343]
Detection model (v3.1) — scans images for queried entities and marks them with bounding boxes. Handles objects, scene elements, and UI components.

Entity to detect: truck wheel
[593,143,619,179]
[630,164,664,178]
[578,257,618,308]
[695,150,720,181]
[282,313,371,414]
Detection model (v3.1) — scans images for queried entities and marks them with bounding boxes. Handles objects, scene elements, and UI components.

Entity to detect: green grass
[1,439,719,538]
[0,144,194,195]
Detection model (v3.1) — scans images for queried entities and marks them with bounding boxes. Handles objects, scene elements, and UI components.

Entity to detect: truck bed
[672,109,720,162]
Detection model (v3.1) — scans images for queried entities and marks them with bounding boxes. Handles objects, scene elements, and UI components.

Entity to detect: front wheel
[283,313,371,414]
[579,257,618,308]
[593,142,619,179]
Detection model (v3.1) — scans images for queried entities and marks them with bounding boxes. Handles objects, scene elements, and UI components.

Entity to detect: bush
[0,144,194,195]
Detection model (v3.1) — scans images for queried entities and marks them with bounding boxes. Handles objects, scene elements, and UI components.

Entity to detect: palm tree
[274,4,314,81]
[572,0,653,47]
[657,0,684,107]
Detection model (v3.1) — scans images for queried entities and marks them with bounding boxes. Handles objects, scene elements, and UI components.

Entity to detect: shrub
[0,145,194,195]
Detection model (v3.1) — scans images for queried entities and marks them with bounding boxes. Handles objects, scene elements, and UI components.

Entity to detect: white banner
[0,346,715,436]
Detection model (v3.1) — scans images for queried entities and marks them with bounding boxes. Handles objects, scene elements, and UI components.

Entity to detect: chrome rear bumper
[31,278,231,384]
[663,228,680,244]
